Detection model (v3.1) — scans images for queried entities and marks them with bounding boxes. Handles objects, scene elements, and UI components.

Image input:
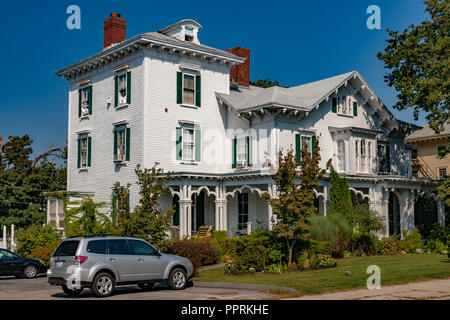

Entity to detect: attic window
[185,27,194,42]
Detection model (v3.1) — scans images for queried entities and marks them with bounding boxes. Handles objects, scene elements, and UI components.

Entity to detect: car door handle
[137,258,144,262]
[109,258,116,262]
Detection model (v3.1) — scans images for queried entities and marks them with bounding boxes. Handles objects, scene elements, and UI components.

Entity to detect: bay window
[337,140,346,171]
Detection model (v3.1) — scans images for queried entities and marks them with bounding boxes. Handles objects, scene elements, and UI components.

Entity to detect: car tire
[138,282,154,291]
[62,285,83,296]
[91,272,115,297]
[23,264,38,279]
[168,268,187,290]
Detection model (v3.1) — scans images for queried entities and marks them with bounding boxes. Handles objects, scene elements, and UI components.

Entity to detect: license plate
[55,261,64,268]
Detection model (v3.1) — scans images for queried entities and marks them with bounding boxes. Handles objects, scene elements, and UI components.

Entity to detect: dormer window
[185,26,194,42]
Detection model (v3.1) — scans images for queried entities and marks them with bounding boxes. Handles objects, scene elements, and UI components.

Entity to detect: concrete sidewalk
[287,278,450,300]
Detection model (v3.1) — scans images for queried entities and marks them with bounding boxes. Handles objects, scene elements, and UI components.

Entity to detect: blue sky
[0,0,429,158]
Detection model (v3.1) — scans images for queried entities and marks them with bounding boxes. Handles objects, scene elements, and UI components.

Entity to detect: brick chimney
[227,46,250,87]
[103,13,127,49]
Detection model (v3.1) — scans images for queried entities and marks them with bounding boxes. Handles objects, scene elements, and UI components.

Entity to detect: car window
[107,240,131,255]
[0,249,15,260]
[129,240,158,256]
[53,240,80,257]
[87,240,107,254]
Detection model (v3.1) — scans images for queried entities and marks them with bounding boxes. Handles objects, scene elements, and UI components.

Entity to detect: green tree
[15,224,62,257]
[118,163,174,249]
[64,198,113,237]
[327,161,354,218]
[250,79,282,88]
[438,177,450,207]
[111,182,130,229]
[0,135,66,228]
[377,0,450,132]
[264,139,324,267]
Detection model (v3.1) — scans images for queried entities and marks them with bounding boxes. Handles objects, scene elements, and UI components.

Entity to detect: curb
[193,281,298,294]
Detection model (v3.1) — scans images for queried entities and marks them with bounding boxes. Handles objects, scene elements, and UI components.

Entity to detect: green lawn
[194,254,450,295]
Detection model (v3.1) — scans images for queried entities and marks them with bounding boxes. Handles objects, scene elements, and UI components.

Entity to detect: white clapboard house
[48,14,445,238]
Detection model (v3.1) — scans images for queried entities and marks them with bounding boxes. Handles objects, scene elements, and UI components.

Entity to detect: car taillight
[74,256,88,266]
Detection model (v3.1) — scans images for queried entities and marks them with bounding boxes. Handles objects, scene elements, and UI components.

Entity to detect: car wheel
[23,264,38,279]
[62,285,83,296]
[168,268,187,290]
[138,283,154,291]
[91,272,115,297]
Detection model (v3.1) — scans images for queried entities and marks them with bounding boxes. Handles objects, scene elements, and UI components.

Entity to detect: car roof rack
[66,234,139,239]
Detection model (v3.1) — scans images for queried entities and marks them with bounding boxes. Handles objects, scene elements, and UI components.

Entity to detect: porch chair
[192,225,213,239]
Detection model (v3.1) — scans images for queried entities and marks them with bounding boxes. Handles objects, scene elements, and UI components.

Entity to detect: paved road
[0,276,275,300]
[286,278,450,300]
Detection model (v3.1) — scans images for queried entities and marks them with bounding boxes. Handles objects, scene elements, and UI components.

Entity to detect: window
[378,144,390,175]
[238,193,248,231]
[118,74,127,105]
[183,74,195,105]
[77,135,91,169]
[185,26,194,42]
[182,127,195,161]
[53,241,80,257]
[81,87,89,117]
[129,240,158,256]
[80,137,88,168]
[368,142,372,172]
[114,71,131,107]
[360,139,367,172]
[439,167,447,178]
[0,249,15,260]
[302,136,312,157]
[114,127,130,162]
[337,140,346,171]
[236,137,247,167]
[355,140,359,171]
[342,96,347,115]
[232,136,252,168]
[107,240,131,255]
[412,148,418,159]
[87,240,107,254]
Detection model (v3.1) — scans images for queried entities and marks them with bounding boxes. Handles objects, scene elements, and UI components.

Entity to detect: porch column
[222,200,228,236]
[437,199,445,227]
[268,183,277,231]
[215,200,221,231]
[322,185,329,216]
[179,200,192,238]
[55,199,60,229]
[399,190,415,236]
[46,198,51,225]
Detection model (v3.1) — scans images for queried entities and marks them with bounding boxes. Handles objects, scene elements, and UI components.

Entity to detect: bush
[425,239,447,254]
[166,240,219,274]
[28,243,59,267]
[350,205,385,234]
[400,228,423,253]
[378,237,403,255]
[16,224,62,258]
[297,251,336,271]
[350,232,378,256]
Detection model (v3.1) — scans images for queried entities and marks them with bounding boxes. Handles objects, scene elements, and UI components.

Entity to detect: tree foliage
[250,79,281,88]
[438,177,450,207]
[0,135,66,228]
[377,0,450,132]
[15,223,62,257]
[264,139,324,266]
[327,161,353,218]
[116,163,174,249]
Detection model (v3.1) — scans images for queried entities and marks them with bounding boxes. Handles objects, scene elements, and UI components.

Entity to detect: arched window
[360,139,367,172]
[337,140,346,171]
[355,140,359,172]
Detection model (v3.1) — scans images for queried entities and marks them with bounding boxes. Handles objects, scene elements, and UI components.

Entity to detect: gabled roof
[405,122,450,142]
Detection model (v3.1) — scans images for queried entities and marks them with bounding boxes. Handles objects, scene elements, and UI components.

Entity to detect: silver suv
[47,234,194,297]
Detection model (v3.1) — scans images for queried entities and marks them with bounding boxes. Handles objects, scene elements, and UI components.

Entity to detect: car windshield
[53,240,80,257]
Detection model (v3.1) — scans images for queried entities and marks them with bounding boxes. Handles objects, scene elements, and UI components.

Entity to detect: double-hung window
[337,140,346,171]
[77,135,91,169]
[176,123,201,163]
[232,136,252,168]
[183,74,195,105]
[236,137,247,167]
[177,72,201,107]
[118,74,127,105]
[114,70,131,107]
[360,139,367,172]
[238,193,249,231]
[355,140,359,172]
[114,126,130,162]
[78,85,92,118]
[182,127,195,161]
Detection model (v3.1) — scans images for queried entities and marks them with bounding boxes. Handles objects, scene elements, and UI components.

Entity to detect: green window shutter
[353,101,357,116]
[176,127,182,160]
[232,138,237,168]
[77,139,81,168]
[312,136,316,152]
[113,130,118,156]
[87,136,92,167]
[78,89,82,117]
[126,128,130,161]
[195,75,201,107]
[246,136,252,167]
[332,98,337,113]
[114,76,118,107]
[295,134,301,166]
[88,86,93,115]
[177,72,183,104]
[126,71,131,104]
[195,129,201,162]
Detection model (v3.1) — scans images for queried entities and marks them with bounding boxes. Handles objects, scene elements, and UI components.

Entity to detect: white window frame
[185,26,194,42]
[236,137,248,168]
[117,73,128,106]
[337,140,346,171]
[79,136,88,168]
[80,87,89,117]
[355,140,359,172]
[360,139,367,173]
[115,128,126,161]
[182,72,196,106]
[182,127,195,162]
[301,135,313,158]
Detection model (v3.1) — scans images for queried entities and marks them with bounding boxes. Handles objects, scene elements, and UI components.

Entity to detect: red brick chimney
[227,46,250,87]
[103,13,127,49]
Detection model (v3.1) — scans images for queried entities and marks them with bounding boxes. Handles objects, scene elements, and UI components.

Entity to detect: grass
[194,254,450,295]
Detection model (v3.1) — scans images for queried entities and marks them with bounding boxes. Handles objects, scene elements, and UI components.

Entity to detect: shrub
[16,224,62,258]
[425,239,447,254]
[378,237,402,255]
[400,228,423,253]
[27,243,59,267]
[297,251,336,271]
[351,232,378,256]
[166,240,219,274]
[350,205,385,234]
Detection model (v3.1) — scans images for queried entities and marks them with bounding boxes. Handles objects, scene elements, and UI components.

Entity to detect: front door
[106,239,140,282]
